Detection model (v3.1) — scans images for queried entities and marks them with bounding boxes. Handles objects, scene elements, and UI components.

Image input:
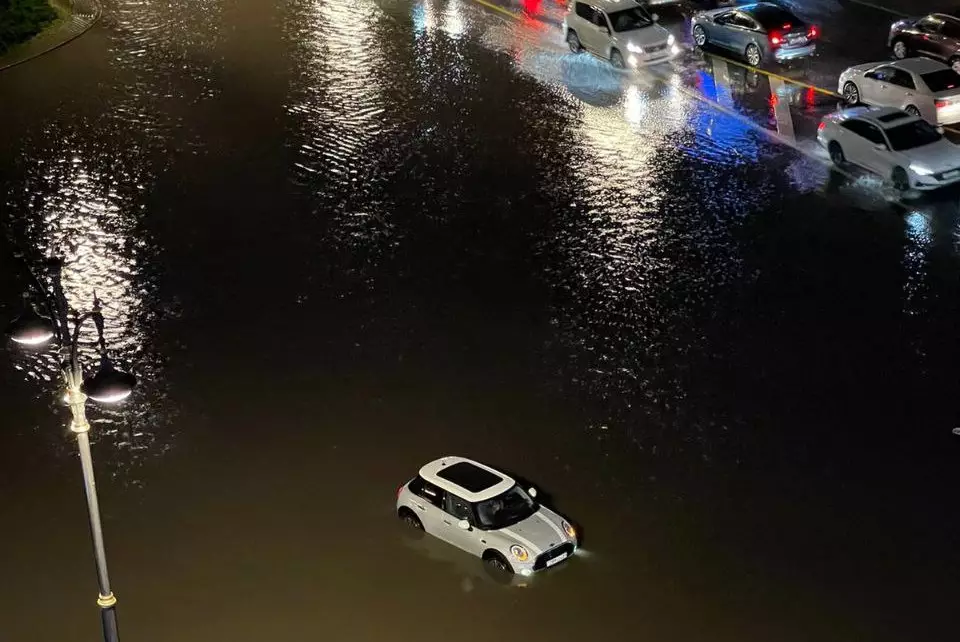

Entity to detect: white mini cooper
[396,456,578,576]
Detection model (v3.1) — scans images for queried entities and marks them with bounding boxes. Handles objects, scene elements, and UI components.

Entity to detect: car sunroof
[877,112,910,123]
[436,462,503,492]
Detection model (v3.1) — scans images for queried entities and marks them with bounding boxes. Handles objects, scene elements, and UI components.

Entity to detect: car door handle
[905,92,914,96]
[442,519,452,525]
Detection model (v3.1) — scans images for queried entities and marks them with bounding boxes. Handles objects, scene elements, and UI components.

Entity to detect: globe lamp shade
[7,308,56,346]
[82,361,137,403]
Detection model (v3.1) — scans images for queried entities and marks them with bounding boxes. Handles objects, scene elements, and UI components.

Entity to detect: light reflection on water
[3,142,169,475]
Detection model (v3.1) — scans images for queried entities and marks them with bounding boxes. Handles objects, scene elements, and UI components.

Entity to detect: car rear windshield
[608,7,653,32]
[922,69,960,92]
[885,120,943,151]
[748,5,801,29]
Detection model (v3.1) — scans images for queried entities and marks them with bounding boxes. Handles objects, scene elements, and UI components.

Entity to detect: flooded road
[1,1,959,641]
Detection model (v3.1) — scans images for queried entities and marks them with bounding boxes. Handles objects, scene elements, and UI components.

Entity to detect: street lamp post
[6,257,136,642]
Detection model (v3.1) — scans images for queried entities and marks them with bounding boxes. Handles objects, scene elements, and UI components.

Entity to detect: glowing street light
[5,257,134,642]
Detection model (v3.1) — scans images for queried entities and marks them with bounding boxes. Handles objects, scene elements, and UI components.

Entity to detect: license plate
[788,36,807,45]
[546,553,568,567]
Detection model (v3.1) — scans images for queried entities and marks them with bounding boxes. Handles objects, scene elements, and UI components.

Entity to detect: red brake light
[397,483,406,498]
[808,25,818,38]
[782,23,791,29]
[936,99,949,109]
[817,122,825,132]
[770,32,781,45]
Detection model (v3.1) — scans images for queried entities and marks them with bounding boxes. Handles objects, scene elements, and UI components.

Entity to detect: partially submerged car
[396,456,578,576]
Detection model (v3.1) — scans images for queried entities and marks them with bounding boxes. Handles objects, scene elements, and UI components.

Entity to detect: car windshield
[475,485,538,529]
[607,7,653,32]
[922,69,960,92]
[885,120,943,150]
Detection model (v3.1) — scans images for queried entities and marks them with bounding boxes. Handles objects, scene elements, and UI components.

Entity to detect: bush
[0,0,58,54]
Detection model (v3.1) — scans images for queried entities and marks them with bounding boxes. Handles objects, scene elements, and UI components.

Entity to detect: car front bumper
[626,45,681,69]
[774,43,816,62]
[911,169,960,190]
[513,541,578,575]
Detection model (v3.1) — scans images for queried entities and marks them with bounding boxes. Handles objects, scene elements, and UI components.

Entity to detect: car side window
[445,493,474,523]
[861,123,887,147]
[941,20,960,40]
[841,119,884,146]
[868,67,895,82]
[917,16,943,34]
[727,12,753,29]
[714,11,731,25]
[844,120,886,146]
[592,9,609,30]
[889,69,916,89]
[411,477,445,508]
[735,13,758,29]
[574,2,592,21]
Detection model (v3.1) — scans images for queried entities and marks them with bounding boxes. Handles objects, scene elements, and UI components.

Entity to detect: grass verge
[0,0,59,55]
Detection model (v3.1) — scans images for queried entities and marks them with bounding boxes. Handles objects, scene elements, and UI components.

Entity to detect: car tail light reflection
[817,122,825,132]
[397,483,406,497]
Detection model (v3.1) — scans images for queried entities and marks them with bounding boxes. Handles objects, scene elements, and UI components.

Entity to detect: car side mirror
[651,13,659,22]
[528,487,538,498]
[457,519,471,531]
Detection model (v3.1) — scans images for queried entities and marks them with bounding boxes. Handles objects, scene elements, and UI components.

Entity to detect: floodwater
[1,0,958,641]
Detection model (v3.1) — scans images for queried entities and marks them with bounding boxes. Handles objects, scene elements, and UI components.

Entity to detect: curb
[0,0,103,73]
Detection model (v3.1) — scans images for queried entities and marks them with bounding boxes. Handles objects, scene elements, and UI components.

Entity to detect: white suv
[563,0,679,69]
[396,456,578,576]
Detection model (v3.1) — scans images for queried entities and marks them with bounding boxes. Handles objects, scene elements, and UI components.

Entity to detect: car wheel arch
[482,549,514,570]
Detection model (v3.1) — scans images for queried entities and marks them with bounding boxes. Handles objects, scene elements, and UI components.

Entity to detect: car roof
[740,2,799,25]
[588,0,644,13]
[419,456,516,503]
[831,106,921,129]
[888,57,948,74]
[931,12,960,23]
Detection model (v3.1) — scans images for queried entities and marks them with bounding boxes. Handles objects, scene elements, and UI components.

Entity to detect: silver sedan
[839,57,960,126]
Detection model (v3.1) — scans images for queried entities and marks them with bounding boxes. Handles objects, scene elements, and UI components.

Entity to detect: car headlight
[562,520,577,539]
[910,163,934,176]
[626,43,644,54]
[667,34,675,46]
[509,545,530,562]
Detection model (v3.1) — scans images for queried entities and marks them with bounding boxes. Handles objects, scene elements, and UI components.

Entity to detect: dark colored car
[889,12,960,73]
[691,2,818,67]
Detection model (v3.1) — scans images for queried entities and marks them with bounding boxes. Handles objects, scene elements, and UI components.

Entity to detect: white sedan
[817,106,960,191]
[838,58,960,126]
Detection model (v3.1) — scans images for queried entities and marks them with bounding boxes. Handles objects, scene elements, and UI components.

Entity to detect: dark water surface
[1,1,959,641]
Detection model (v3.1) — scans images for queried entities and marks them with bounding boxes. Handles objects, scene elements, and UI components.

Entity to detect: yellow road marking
[470,0,519,20]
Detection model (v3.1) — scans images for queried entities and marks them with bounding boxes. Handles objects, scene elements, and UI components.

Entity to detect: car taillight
[808,25,819,38]
[769,32,781,45]
[936,99,950,109]
[817,122,825,132]
[397,483,406,497]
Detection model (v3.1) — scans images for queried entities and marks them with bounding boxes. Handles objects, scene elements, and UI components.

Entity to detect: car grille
[647,44,668,54]
[533,542,575,571]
